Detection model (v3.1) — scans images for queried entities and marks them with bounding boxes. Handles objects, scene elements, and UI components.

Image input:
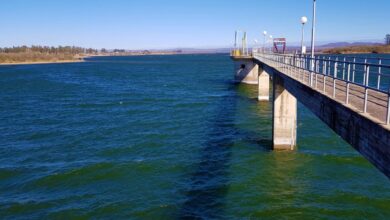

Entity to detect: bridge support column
[258,67,270,101]
[233,59,258,84]
[272,74,297,150]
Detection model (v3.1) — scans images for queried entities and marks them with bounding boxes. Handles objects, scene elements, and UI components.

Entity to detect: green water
[0,54,389,219]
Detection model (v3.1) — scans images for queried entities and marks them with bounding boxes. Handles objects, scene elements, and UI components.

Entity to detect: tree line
[0,46,100,54]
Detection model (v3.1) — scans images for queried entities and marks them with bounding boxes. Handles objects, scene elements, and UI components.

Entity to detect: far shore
[322,45,390,54]
[0,59,84,66]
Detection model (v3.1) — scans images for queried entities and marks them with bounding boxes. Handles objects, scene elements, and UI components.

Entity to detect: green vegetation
[323,45,390,54]
[0,46,99,64]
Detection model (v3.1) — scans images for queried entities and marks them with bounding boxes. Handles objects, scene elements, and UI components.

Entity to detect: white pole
[301,24,305,53]
[310,0,317,70]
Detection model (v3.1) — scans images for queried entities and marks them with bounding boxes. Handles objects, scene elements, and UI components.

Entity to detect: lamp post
[300,16,308,54]
[263,31,267,53]
[269,35,273,52]
[310,0,317,70]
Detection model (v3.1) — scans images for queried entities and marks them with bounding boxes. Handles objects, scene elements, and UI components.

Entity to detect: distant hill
[319,42,382,48]
[322,44,390,54]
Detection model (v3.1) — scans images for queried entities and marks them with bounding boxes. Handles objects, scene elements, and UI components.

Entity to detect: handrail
[262,53,390,69]
[252,51,390,124]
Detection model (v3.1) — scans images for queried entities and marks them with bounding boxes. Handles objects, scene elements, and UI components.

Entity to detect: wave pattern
[0,54,389,219]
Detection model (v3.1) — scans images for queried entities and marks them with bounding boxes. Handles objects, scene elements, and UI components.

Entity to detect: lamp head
[301,16,308,24]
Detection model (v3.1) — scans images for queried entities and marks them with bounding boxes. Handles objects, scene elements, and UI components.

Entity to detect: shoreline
[0,59,84,66]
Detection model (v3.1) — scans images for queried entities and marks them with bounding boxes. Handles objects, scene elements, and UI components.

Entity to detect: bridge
[231,48,390,179]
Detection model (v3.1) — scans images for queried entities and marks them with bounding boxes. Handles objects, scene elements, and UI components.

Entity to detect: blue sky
[0,0,388,49]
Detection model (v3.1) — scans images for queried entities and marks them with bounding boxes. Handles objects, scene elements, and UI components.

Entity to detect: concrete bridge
[231,50,390,178]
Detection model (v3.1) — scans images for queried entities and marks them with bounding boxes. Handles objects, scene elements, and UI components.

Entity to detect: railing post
[333,61,337,98]
[377,59,382,90]
[323,59,327,75]
[364,65,370,113]
[346,63,351,104]
[366,64,370,85]
[310,57,314,87]
[363,58,367,84]
[342,57,346,80]
[352,58,356,82]
[387,91,390,125]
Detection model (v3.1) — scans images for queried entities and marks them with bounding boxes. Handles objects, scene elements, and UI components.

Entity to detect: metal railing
[230,48,252,57]
[253,51,390,125]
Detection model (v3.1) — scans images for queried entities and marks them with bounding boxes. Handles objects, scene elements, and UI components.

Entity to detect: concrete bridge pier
[233,58,259,84]
[272,74,297,150]
[258,66,270,101]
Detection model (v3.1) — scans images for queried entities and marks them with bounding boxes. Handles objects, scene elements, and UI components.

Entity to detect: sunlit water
[0,54,389,219]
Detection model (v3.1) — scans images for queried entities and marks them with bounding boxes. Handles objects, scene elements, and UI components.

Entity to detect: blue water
[0,54,389,219]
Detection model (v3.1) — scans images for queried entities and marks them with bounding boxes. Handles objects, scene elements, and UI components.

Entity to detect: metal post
[333,61,337,98]
[366,65,370,86]
[301,23,305,54]
[363,58,367,84]
[364,66,370,113]
[342,57,346,79]
[352,58,356,82]
[387,94,390,125]
[323,59,327,75]
[310,57,314,86]
[346,63,351,104]
[377,59,382,90]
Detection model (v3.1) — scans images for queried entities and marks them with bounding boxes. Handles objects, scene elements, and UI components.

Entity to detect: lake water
[0,54,389,219]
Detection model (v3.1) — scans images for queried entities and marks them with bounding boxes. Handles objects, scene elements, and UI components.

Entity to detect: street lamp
[269,35,273,52]
[300,16,308,54]
[263,31,267,52]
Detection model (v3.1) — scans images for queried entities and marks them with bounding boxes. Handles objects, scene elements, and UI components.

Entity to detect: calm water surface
[0,54,389,219]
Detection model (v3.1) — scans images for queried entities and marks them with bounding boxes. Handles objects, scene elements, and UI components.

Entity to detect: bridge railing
[230,48,252,57]
[253,52,390,125]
